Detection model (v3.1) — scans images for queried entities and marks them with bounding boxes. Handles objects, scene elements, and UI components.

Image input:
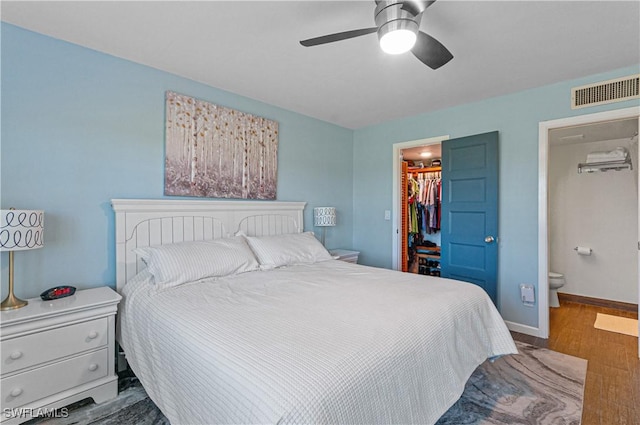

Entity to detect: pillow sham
[134,236,259,289]
[244,231,333,269]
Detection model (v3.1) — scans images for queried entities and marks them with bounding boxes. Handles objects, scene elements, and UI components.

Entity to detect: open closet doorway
[402,144,443,274]
[538,106,640,357]
[391,136,448,272]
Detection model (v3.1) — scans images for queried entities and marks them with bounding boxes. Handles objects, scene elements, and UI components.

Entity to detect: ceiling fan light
[377,15,419,55]
[380,28,417,54]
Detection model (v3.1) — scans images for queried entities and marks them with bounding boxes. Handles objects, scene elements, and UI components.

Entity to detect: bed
[112,199,517,425]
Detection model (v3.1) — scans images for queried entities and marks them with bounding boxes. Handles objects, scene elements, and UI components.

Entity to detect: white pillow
[134,237,260,289]
[245,231,333,269]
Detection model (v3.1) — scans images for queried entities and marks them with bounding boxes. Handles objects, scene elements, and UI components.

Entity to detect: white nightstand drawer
[339,255,358,263]
[1,348,108,410]
[330,249,360,264]
[1,317,108,374]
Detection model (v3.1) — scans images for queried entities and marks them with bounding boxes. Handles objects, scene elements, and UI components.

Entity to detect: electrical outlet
[519,284,535,306]
[384,210,391,220]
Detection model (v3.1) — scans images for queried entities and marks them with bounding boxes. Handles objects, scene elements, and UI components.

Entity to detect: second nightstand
[330,249,360,264]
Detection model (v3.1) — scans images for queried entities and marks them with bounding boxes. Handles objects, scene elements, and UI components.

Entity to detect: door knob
[484,236,495,243]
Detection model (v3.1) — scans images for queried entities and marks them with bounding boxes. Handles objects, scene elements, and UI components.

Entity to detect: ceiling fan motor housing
[374,0,420,42]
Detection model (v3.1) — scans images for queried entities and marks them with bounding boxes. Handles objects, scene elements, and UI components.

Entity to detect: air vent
[571,74,639,109]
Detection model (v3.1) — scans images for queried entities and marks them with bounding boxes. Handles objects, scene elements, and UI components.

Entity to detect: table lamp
[313,207,336,247]
[1,209,44,310]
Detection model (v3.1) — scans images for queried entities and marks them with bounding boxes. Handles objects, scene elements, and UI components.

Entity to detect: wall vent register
[571,74,639,109]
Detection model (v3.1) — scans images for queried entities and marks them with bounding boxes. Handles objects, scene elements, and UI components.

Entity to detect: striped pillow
[245,231,333,269]
[134,236,260,289]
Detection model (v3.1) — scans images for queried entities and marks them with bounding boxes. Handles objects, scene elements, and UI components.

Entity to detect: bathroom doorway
[538,106,640,355]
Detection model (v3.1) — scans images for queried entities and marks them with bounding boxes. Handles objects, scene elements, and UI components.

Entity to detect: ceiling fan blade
[400,0,437,16]
[300,27,377,47]
[411,31,453,70]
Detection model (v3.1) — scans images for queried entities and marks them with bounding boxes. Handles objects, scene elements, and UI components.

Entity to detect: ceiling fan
[299,0,453,70]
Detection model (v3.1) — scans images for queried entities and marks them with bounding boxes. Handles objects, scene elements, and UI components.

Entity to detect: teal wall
[0,24,353,298]
[2,22,638,331]
[352,65,640,328]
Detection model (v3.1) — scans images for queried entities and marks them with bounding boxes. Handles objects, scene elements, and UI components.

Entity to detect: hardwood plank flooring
[514,300,639,425]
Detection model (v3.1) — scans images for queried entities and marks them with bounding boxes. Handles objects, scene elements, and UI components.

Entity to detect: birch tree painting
[164,91,278,200]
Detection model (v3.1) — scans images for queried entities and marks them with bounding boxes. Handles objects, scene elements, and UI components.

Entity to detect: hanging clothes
[437,178,442,229]
[418,171,441,234]
[407,175,420,244]
[406,170,441,238]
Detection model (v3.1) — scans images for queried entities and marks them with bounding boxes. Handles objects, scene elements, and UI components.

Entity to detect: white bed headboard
[112,199,306,293]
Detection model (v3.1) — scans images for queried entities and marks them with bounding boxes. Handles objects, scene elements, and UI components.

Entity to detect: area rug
[28,342,586,425]
[436,341,587,425]
[594,312,639,337]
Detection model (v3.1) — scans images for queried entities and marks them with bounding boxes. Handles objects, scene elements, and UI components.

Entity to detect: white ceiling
[2,1,639,129]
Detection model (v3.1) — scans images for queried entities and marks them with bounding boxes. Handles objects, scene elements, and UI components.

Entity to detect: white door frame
[538,106,640,346]
[391,135,449,270]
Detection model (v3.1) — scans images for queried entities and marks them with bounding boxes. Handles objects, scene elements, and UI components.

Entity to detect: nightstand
[0,287,121,424]
[330,249,360,264]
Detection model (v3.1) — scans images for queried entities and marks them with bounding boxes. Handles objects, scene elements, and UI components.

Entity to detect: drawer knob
[10,388,23,397]
[88,363,99,372]
[87,330,99,339]
[10,351,23,360]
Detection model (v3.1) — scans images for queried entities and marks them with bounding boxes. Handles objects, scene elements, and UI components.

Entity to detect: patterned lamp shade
[0,210,44,251]
[1,209,44,310]
[313,207,336,227]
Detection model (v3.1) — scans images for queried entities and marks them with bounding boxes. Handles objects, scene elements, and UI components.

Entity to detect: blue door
[440,131,499,303]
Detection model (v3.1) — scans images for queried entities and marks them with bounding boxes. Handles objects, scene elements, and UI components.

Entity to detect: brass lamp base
[1,292,28,310]
[1,251,28,311]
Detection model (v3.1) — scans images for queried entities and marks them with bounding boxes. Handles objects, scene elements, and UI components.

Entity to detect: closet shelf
[408,166,442,174]
[577,157,632,174]
[416,252,441,259]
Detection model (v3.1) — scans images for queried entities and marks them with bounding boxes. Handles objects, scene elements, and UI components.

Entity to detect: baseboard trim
[505,320,545,338]
[558,293,638,313]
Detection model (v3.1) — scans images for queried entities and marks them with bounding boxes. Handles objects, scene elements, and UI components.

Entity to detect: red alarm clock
[40,286,76,301]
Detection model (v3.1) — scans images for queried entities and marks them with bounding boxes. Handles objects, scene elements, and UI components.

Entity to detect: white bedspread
[120,260,517,425]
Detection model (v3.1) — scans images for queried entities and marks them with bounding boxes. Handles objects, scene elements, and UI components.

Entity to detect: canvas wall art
[164,91,278,199]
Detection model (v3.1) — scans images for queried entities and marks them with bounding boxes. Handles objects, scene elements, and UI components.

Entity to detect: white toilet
[549,272,566,308]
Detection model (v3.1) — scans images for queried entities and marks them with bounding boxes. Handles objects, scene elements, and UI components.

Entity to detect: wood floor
[515,300,639,425]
